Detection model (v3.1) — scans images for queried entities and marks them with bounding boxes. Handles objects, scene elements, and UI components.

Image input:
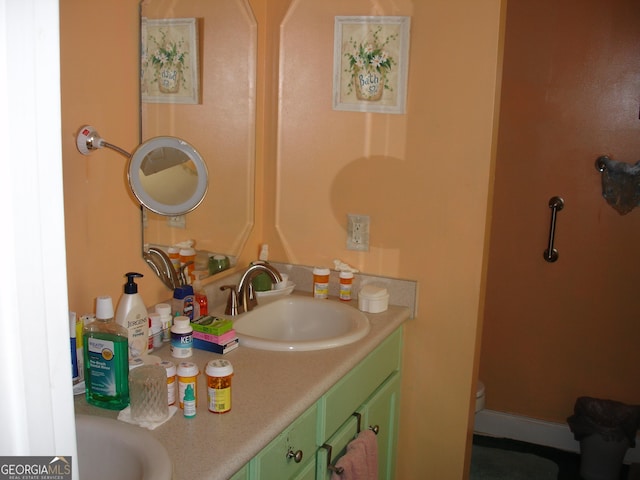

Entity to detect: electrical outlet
[347,214,370,251]
[167,215,186,229]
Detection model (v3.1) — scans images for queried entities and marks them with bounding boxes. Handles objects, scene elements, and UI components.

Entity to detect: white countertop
[74,294,410,480]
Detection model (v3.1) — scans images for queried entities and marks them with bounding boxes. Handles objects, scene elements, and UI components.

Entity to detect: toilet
[475,381,486,413]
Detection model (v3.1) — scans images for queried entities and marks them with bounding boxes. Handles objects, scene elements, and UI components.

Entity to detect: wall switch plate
[347,214,370,251]
[167,215,186,229]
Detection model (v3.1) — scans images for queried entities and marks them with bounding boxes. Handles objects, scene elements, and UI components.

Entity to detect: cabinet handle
[369,425,380,435]
[287,449,303,463]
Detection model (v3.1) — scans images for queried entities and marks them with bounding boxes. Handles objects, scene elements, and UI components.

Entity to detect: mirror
[140,0,257,273]
[129,136,208,215]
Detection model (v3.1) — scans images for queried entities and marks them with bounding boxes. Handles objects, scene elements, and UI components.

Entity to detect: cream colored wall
[61,0,504,477]
[261,1,504,477]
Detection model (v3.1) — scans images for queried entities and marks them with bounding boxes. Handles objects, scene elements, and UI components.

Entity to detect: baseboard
[474,409,640,464]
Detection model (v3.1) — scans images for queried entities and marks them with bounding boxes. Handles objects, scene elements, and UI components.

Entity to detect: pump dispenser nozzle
[123,272,144,294]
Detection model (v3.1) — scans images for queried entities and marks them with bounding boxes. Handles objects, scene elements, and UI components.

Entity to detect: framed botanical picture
[141,18,200,104]
[333,16,411,114]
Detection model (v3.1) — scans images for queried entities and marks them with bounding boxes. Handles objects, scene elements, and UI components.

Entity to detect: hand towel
[331,429,378,480]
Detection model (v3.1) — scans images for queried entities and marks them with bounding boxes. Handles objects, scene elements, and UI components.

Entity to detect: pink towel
[331,429,378,480]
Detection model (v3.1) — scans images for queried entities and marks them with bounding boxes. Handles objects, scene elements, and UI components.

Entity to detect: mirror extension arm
[76,125,132,158]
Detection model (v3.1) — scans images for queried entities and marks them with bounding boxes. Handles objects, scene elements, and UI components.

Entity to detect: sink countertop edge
[74,298,410,480]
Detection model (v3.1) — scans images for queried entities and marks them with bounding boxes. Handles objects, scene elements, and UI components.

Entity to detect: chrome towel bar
[543,196,564,263]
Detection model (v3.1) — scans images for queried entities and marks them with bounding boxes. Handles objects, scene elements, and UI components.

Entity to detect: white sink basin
[233,296,370,351]
[75,414,172,480]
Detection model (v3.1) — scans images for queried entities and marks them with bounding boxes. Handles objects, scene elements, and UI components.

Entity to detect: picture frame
[141,18,200,104]
[333,16,411,114]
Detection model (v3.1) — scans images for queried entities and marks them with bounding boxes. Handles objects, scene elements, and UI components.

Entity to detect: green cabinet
[229,465,248,480]
[361,371,401,479]
[316,372,401,479]
[237,326,403,480]
[252,404,318,479]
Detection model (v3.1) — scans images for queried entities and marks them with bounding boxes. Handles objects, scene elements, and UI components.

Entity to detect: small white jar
[358,285,389,313]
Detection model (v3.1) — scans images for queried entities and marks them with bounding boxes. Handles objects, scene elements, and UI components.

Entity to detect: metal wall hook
[543,196,564,263]
[596,155,609,172]
[594,154,640,215]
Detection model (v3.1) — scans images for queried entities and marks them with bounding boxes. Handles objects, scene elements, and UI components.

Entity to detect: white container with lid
[155,303,172,342]
[358,285,389,313]
[170,316,193,358]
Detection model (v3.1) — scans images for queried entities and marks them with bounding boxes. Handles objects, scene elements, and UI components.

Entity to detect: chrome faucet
[221,261,282,315]
[143,246,181,290]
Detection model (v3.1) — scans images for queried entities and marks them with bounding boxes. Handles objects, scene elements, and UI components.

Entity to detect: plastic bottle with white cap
[115,272,148,359]
[313,267,330,299]
[84,296,130,410]
[170,316,193,358]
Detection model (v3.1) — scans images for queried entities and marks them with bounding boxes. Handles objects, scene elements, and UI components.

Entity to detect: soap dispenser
[115,272,149,359]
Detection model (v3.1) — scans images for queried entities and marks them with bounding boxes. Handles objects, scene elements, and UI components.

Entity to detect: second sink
[232,295,370,351]
[75,414,172,480]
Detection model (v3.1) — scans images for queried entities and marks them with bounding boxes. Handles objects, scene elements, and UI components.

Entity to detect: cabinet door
[321,328,402,441]
[229,464,249,480]
[362,371,401,480]
[316,415,359,480]
[293,457,317,480]
[253,403,318,479]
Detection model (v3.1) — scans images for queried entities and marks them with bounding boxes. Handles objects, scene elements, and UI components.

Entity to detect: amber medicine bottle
[159,360,177,406]
[177,361,199,409]
[313,267,330,299]
[206,359,233,413]
[339,271,354,301]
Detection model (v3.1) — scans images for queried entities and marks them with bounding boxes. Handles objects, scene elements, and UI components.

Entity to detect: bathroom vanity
[74,296,409,480]
[236,326,403,480]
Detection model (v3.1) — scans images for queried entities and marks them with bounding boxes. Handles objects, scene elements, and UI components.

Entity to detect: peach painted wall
[60,1,155,314]
[60,0,504,477]
[261,1,503,477]
[60,0,263,314]
[481,0,640,423]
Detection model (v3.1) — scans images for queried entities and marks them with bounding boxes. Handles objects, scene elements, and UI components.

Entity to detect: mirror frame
[128,136,208,216]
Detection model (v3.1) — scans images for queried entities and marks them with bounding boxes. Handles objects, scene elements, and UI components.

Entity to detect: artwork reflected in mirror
[140,0,257,277]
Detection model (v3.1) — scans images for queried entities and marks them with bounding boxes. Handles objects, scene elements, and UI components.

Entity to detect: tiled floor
[472,435,633,480]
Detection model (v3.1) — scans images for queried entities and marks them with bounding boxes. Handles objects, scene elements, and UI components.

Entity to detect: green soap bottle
[251,245,273,292]
[83,295,130,410]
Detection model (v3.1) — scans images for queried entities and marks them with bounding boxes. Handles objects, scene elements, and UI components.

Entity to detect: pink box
[193,329,236,344]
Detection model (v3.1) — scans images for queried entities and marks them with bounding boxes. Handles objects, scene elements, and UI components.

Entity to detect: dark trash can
[567,396,640,480]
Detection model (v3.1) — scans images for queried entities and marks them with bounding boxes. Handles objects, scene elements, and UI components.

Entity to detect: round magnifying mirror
[128,136,208,216]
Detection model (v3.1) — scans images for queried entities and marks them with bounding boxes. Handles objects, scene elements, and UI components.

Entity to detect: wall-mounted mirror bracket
[76,125,208,216]
[76,125,132,158]
[76,125,210,290]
